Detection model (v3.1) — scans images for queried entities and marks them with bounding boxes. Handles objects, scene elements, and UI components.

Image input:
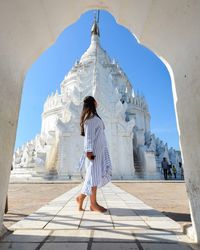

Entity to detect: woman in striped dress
[76,96,112,212]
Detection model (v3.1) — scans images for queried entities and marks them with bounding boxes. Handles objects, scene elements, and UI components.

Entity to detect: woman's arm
[84,119,96,160]
[86,152,95,160]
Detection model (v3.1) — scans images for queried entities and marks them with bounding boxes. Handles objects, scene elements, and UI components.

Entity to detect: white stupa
[12,19,181,181]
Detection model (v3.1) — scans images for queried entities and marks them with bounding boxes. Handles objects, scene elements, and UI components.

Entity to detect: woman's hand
[86,152,95,160]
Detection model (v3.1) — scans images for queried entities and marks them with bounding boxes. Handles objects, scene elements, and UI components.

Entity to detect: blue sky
[15,10,179,150]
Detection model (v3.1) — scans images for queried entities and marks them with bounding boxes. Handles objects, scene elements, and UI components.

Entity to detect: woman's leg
[76,193,86,211]
[77,157,90,211]
[90,186,107,212]
[90,186,97,207]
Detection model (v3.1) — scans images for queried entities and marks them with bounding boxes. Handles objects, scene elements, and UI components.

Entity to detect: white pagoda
[12,19,181,180]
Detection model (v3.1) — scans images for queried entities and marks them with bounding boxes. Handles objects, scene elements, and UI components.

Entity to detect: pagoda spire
[91,10,100,37]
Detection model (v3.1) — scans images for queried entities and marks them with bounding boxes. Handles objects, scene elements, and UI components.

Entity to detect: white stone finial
[91,10,100,37]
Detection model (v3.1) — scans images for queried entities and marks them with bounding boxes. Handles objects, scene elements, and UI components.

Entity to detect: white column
[0,67,23,234]
[174,69,200,243]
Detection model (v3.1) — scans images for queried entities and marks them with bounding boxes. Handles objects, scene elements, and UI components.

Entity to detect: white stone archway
[0,0,200,242]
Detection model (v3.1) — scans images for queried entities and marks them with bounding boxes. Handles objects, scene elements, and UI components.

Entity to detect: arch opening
[13,10,181,181]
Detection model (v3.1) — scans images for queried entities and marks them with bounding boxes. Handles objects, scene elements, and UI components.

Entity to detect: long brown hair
[80,96,100,136]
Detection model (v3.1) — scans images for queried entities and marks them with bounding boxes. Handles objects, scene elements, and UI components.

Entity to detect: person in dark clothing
[179,162,184,180]
[161,157,169,180]
[168,162,173,179]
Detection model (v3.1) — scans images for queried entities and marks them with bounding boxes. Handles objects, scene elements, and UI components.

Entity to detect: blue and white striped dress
[78,115,112,195]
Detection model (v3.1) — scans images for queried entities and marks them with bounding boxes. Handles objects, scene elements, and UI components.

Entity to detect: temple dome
[79,34,111,65]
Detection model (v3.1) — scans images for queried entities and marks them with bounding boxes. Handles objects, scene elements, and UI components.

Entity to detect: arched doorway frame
[0,1,199,242]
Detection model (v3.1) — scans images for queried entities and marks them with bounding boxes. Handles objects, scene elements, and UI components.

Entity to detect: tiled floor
[1,183,194,249]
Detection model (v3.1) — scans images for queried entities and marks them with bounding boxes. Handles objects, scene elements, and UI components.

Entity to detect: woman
[76,96,112,212]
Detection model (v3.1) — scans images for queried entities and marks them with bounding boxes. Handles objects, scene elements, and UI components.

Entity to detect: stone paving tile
[24,213,54,218]
[82,215,111,222]
[111,210,142,221]
[37,205,64,210]
[83,210,110,216]
[10,218,49,230]
[52,214,82,221]
[107,202,128,206]
[141,243,192,249]
[91,242,139,250]
[0,242,40,249]
[62,205,78,209]
[81,216,112,223]
[93,229,136,242]
[106,201,128,204]
[2,229,51,243]
[145,220,181,230]
[113,220,149,230]
[57,209,84,215]
[80,219,113,229]
[111,215,143,221]
[40,242,88,250]
[133,229,179,243]
[27,211,57,216]
[125,198,144,203]
[47,229,91,242]
[20,215,53,221]
[109,208,138,216]
[44,220,80,230]
[140,215,176,221]
[134,209,164,216]
[61,208,80,213]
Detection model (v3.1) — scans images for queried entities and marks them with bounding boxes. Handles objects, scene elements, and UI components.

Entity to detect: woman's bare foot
[90,204,107,213]
[76,194,86,211]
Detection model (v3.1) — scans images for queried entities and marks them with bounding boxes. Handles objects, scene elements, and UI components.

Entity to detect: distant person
[181,167,184,180]
[172,164,177,179]
[161,157,169,180]
[179,162,184,180]
[168,161,172,179]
